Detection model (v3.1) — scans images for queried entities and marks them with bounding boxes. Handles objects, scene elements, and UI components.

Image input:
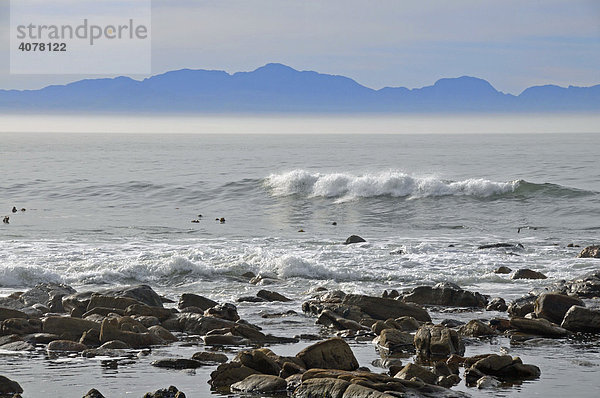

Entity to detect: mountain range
[1,63,598,113]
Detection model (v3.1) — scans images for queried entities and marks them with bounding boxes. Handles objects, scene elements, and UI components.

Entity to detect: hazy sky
[1,0,599,94]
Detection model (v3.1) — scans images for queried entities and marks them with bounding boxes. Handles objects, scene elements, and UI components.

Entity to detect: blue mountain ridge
[0,63,598,113]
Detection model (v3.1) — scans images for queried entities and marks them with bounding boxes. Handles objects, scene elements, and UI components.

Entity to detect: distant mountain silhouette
[1,63,598,113]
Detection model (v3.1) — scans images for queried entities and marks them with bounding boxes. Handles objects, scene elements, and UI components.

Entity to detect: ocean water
[1,131,600,397]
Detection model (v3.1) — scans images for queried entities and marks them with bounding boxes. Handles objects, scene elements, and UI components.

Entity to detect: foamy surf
[265,170,519,201]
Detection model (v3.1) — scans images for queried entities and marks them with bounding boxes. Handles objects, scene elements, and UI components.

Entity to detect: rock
[133,315,161,328]
[294,377,351,398]
[414,324,465,362]
[191,351,228,363]
[507,295,537,317]
[178,294,217,311]
[47,340,87,352]
[42,316,100,340]
[79,329,101,347]
[1,318,41,335]
[478,243,523,250]
[177,313,235,335]
[82,388,105,398]
[509,317,569,337]
[204,303,240,321]
[440,319,465,328]
[0,375,23,395]
[99,340,129,349]
[494,266,512,274]
[560,305,600,332]
[142,385,186,398]
[0,308,27,321]
[342,384,396,397]
[476,375,501,389]
[0,341,35,351]
[237,296,267,303]
[317,310,369,331]
[231,374,287,393]
[401,284,488,308]
[563,270,600,298]
[125,304,174,321]
[296,338,359,371]
[99,318,157,348]
[256,289,291,302]
[344,235,366,245]
[458,320,497,337]
[151,358,204,369]
[342,294,431,322]
[467,355,541,383]
[87,295,144,312]
[534,293,585,324]
[100,285,163,308]
[203,334,249,346]
[235,349,281,375]
[209,362,260,389]
[373,329,414,354]
[512,269,547,280]
[394,363,438,385]
[148,325,177,343]
[19,283,76,309]
[24,333,61,345]
[486,297,508,312]
[578,245,600,258]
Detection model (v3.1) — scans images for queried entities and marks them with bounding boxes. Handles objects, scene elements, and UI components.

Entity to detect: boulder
[294,377,351,398]
[507,295,537,317]
[0,375,23,395]
[494,266,512,274]
[317,310,368,331]
[458,320,497,337]
[87,295,142,312]
[19,283,76,309]
[82,388,105,398]
[125,304,174,321]
[563,270,600,298]
[0,341,35,351]
[178,294,217,311]
[177,313,236,335]
[344,235,366,245]
[560,305,600,332]
[414,324,465,362]
[204,303,240,321]
[256,290,291,302]
[203,334,249,346]
[24,333,61,345]
[373,329,414,354]
[191,351,228,363]
[1,318,41,335]
[231,374,287,393]
[578,245,600,258]
[142,386,185,398]
[296,338,359,371]
[466,355,541,384]
[509,317,569,337]
[534,293,585,324]
[151,358,204,369]
[100,285,163,307]
[512,269,547,280]
[394,363,438,385]
[401,284,488,308]
[99,318,157,348]
[42,316,100,340]
[486,297,508,312]
[47,340,87,352]
[235,349,281,375]
[342,294,431,322]
[148,325,177,343]
[0,307,27,321]
[209,362,260,389]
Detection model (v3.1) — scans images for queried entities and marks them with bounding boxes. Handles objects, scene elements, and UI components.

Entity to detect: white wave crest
[266,170,518,200]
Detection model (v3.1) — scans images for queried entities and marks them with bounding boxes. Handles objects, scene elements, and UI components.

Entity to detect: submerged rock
[494,266,512,274]
[478,243,524,250]
[151,358,205,369]
[344,235,366,245]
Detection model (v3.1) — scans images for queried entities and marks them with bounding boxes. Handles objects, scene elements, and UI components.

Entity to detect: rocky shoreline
[0,244,599,397]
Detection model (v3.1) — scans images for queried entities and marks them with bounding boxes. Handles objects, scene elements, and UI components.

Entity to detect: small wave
[265,170,519,200]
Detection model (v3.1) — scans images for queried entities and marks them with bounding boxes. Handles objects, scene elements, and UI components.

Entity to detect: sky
[0,0,599,94]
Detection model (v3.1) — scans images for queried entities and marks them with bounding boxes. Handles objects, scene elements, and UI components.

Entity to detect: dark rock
[82,388,105,398]
[401,284,488,308]
[343,294,431,322]
[87,295,142,312]
[1,318,42,335]
[344,235,366,245]
[0,308,27,321]
[209,362,260,389]
[317,310,368,331]
[478,243,524,250]
[235,349,281,375]
[486,297,508,312]
[394,363,437,385]
[24,333,61,345]
[0,375,23,395]
[494,266,512,274]
[458,320,497,337]
[100,285,163,308]
[509,317,569,337]
[508,295,537,317]
[382,290,400,299]
[19,283,76,308]
[414,324,465,362]
[231,374,287,393]
[578,245,600,258]
[560,305,600,332]
[42,316,100,340]
[256,290,291,302]
[512,269,547,280]
[467,354,541,383]
[373,328,414,354]
[125,304,174,321]
[563,270,600,298]
[534,293,584,324]
[0,341,35,351]
[191,351,228,363]
[178,294,217,311]
[204,303,239,321]
[237,296,267,303]
[296,338,358,370]
[440,319,465,328]
[151,358,204,369]
[177,313,235,335]
[142,385,185,398]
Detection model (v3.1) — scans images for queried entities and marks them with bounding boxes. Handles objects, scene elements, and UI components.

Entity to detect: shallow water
[1,132,599,397]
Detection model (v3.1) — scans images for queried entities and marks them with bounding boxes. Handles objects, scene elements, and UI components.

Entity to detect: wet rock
[560,305,600,332]
[373,329,414,354]
[578,245,600,258]
[486,297,508,312]
[177,313,235,335]
[440,319,465,328]
[204,334,249,346]
[280,361,305,378]
[235,349,281,375]
[209,362,260,389]
[79,329,101,347]
[99,318,157,348]
[148,325,177,343]
[317,310,369,331]
[507,295,537,317]
[293,377,350,398]
[237,296,267,303]
[478,243,523,250]
[476,375,501,389]
[344,235,366,245]
[151,358,204,369]
[133,315,161,328]
[401,284,488,308]
[563,270,600,298]
[256,289,291,302]
[125,304,174,321]
[296,338,358,370]
[382,290,400,299]
[1,318,41,335]
[231,374,287,393]
[343,294,431,322]
[0,341,35,351]
[82,388,105,398]
[466,354,540,384]
[509,317,569,337]
[0,308,27,321]
[534,293,584,324]
[0,375,23,396]
[142,385,185,398]
[512,269,547,280]
[205,303,240,322]
[394,362,438,385]
[47,340,87,352]
[42,316,100,340]
[458,320,497,337]
[249,274,280,285]
[87,295,142,312]
[494,266,512,274]
[192,351,228,363]
[414,324,465,362]
[24,333,60,345]
[100,285,163,308]
[177,294,217,311]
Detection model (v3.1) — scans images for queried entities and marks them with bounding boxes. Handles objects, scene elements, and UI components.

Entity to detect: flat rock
[0,307,28,321]
[509,317,569,337]
[231,374,287,393]
[42,316,100,340]
[0,340,35,351]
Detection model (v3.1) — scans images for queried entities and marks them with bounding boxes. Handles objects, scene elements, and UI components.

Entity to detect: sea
[1,128,599,397]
